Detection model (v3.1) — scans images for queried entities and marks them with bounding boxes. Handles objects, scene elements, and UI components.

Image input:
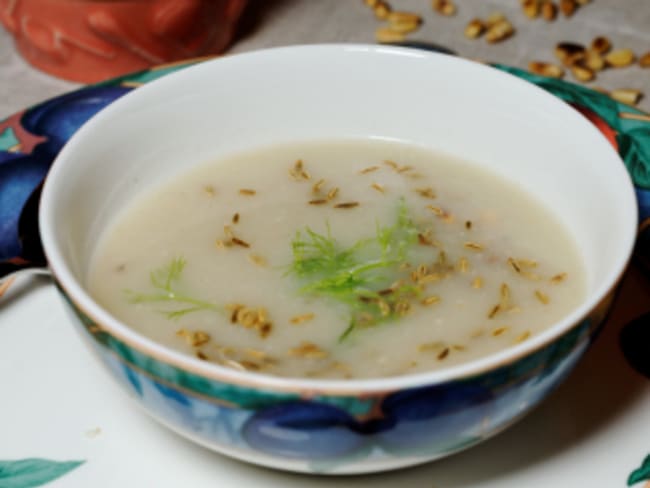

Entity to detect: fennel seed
[327,187,339,200]
[215,238,227,248]
[243,348,267,359]
[464,242,484,251]
[383,159,399,170]
[535,290,550,304]
[394,300,411,316]
[231,237,250,248]
[421,295,441,306]
[492,326,509,337]
[418,233,433,246]
[240,360,261,371]
[312,179,325,193]
[488,304,501,319]
[378,300,391,316]
[360,165,380,174]
[334,202,360,209]
[289,159,310,181]
[416,187,436,199]
[290,313,315,324]
[419,341,446,352]
[248,254,267,266]
[550,272,567,284]
[516,330,531,343]
[289,342,328,359]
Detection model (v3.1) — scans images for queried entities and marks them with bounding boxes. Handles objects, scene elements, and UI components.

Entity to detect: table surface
[1,0,649,116]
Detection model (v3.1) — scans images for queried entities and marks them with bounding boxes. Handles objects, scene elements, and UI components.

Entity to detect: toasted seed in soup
[87,140,586,379]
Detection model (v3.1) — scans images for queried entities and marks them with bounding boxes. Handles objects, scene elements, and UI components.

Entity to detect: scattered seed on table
[610,89,643,106]
[542,1,558,21]
[485,12,505,27]
[529,61,565,79]
[584,50,605,71]
[432,0,456,16]
[605,48,635,68]
[376,26,405,42]
[559,0,578,17]
[591,36,611,55]
[373,1,391,20]
[571,65,595,82]
[485,19,514,43]
[640,52,650,68]
[464,18,485,39]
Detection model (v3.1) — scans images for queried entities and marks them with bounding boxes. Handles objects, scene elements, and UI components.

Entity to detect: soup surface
[88,140,586,379]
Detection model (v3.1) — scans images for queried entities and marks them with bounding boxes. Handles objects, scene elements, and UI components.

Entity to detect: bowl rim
[40,43,639,395]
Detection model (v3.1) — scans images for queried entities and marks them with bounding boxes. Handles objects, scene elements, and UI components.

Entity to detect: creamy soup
[87,140,586,379]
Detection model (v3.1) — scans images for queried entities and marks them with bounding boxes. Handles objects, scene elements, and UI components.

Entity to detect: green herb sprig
[125,257,221,319]
[290,198,422,341]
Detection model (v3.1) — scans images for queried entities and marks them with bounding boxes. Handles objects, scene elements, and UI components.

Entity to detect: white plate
[1,265,649,488]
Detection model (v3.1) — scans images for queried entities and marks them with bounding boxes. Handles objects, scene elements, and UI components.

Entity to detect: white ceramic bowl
[39,45,637,474]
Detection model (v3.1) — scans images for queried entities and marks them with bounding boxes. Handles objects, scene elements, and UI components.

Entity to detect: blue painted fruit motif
[61,286,598,473]
[0,85,132,270]
[377,383,492,455]
[243,402,367,460]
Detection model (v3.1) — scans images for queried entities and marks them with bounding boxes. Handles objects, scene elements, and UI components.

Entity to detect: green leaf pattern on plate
[629,454,650,486]
[0,459,84,488]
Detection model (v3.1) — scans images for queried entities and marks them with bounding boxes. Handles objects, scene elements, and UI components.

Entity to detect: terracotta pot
[0,0,248,82]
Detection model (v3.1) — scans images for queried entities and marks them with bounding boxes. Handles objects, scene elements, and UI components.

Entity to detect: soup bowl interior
[39,44,637,473]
